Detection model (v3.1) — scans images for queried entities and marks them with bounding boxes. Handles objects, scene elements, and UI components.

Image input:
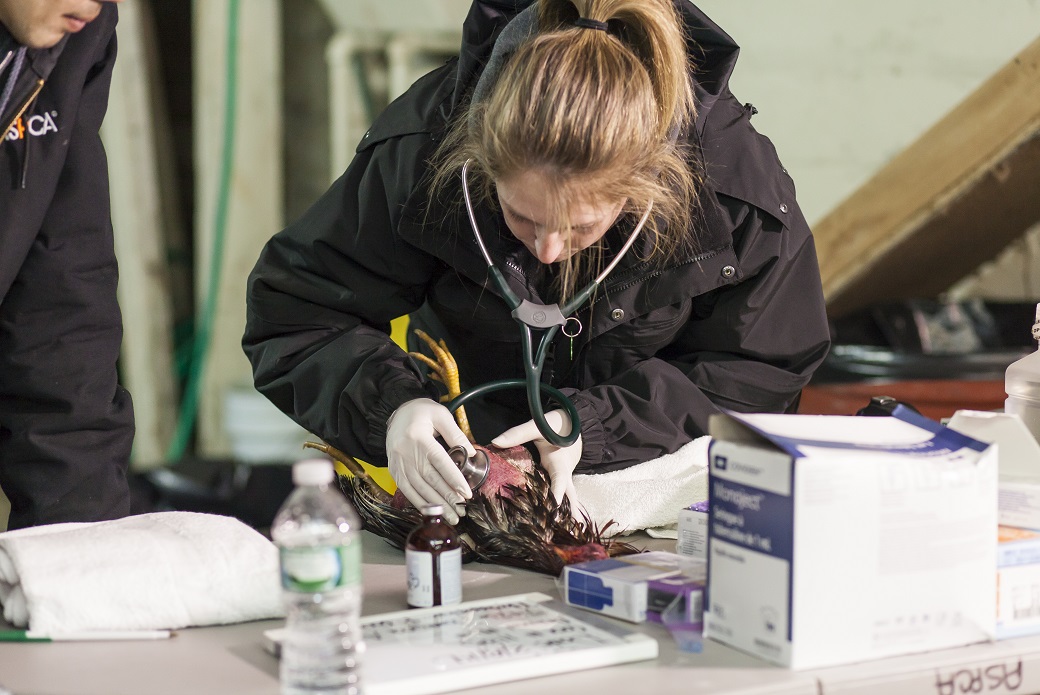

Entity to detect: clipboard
[264,592,658,695]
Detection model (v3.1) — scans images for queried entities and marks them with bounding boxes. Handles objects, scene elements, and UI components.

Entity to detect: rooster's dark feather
[334,444,638,575]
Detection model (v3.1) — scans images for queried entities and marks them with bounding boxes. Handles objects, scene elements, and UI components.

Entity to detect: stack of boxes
[562,551,706,646]
[996,526,1040,638]
[561,407,1040,668]
[561,504,711,652]
[949,410,1040,640]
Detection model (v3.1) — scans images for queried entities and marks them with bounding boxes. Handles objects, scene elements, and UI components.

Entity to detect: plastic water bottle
[1006,302,1040,442]
[272,458,363,695]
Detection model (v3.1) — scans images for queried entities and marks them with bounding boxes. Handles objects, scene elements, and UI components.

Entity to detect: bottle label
[406,548,462,608]
[280,542,361,593]
[439,548,462,605]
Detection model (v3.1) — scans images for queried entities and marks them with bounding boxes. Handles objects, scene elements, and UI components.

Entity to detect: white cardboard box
[997,525,1040,639]
[947,410,1040,531]
[703,407,997,670]
[676,502,709,560]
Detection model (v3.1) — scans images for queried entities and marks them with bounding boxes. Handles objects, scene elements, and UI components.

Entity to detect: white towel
[573,436,711,538]
[0,511,284,632]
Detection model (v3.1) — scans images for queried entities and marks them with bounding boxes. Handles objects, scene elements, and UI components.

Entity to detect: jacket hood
[26,36,69,81]
[452,0,741,134]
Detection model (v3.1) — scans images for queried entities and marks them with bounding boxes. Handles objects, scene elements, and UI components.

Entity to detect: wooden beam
[815,36,1040,318]
[193,0,284,457]
[103,0,178,469]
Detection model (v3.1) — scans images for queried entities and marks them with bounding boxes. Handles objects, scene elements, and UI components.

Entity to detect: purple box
[646,572,705,627]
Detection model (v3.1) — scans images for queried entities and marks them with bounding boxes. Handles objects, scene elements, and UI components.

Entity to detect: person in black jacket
[244,0,831,524]
[0,0,132,530]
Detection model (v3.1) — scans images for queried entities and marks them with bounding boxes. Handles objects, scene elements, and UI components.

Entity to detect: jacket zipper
[553,249,728,385]
[500,246,726,386]
[503,245,729,315]
[502,258,571,385]
[591,248,729,305]
[2,78,44,138]
[3,78,44,189]
[20,119,31,187]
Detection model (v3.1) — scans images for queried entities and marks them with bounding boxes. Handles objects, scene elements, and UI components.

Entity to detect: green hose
[166,0,239,462]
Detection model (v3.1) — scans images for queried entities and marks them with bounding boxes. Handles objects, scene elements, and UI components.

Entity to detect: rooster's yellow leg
[409,328,474,442]
[303,441,394,504]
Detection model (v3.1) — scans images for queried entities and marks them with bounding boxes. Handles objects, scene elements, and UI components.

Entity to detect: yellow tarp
[334,458,396,493]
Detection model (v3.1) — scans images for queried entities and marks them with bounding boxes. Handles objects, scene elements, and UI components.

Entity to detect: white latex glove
[492,409,582,507]
[386,398,474,524]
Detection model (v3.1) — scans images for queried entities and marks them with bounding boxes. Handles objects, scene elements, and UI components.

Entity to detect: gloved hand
[386,398,474,524]
[492,409,582,507]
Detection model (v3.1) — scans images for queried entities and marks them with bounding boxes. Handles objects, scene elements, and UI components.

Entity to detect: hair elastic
[572,17,609,32]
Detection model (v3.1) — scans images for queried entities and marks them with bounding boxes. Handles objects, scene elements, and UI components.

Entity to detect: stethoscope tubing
[454,160,651,447]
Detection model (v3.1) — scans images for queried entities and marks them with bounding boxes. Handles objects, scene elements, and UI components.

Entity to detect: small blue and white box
[704,407,997,670]
[564,551,704,624]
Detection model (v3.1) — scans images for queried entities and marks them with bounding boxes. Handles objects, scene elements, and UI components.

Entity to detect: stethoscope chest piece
[448,446,490,490]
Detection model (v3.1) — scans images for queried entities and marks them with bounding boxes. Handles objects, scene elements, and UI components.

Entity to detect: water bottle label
[280,542,361,593]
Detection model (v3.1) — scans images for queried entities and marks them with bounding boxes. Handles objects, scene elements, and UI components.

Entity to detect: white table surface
[2,530,1040,695]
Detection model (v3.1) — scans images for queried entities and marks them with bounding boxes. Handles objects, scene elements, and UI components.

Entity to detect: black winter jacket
[244,1,831,473]
[0,7,133,529]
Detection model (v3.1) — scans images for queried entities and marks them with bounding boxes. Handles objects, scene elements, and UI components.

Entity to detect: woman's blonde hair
[430,0,700,302]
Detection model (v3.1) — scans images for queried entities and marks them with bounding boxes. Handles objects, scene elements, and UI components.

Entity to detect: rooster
[307,330,638,576]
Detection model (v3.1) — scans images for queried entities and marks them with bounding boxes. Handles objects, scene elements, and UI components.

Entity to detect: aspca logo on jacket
[6,111,59,141]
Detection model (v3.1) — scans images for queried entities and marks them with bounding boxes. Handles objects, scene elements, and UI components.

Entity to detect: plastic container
[271,459,363,695]
[1005,303,1040,442]
[405,504,462,608]
[225,387,311,464]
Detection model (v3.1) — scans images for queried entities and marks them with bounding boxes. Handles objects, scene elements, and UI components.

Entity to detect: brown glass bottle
[405,504,463,608]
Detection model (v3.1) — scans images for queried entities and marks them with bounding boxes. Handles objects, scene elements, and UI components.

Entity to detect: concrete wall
[693,1,1040,227]
[690,1,1040,301]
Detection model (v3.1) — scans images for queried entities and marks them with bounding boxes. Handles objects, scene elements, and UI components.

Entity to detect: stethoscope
[444,160,653,451]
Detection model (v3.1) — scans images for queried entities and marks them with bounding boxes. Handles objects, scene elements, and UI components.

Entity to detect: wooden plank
[103,0,178,469]
[949,221,1040,300]
[814,36,1040,318]
[193,0,284,458]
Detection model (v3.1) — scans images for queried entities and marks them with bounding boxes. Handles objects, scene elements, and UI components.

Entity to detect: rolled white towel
[0,511,284,632]
[573,436,710,538]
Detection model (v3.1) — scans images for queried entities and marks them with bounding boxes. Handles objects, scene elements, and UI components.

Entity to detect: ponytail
[430,0,701,302]
[537,0,696,141]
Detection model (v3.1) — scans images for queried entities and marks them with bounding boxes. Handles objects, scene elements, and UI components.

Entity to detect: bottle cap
[421,504,444,516]
[292,458,335,486]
